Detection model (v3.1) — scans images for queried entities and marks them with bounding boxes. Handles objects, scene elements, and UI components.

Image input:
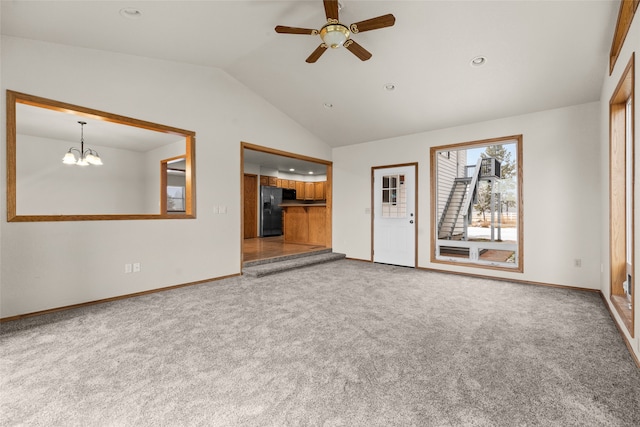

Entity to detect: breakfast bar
[280,203,327,246]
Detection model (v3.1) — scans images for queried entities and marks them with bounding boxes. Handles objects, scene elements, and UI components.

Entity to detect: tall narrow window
[610,53,635,336]
[431,135,523,271]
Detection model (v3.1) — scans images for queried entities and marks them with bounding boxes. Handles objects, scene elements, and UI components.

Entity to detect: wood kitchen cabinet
[304,182,315,200]
[314,182,325,200]
[295,181,305,200]
[260,176,278,186]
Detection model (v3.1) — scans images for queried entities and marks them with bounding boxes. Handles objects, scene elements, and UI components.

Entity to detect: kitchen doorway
[240,142,333,266]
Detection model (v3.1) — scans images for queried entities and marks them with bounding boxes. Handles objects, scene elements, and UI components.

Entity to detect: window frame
[609,53,635,337]
[430,135,524,272]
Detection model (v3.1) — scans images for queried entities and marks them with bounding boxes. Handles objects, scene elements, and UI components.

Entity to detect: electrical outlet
[574,259,582,267]
[133,263,141,273]
[125,263,132,273]
[220,205,227,214]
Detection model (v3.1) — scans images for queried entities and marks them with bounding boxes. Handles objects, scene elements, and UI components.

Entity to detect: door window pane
[381,174,407,218]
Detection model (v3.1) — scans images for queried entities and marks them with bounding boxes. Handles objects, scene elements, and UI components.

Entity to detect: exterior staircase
[438,178,471,240]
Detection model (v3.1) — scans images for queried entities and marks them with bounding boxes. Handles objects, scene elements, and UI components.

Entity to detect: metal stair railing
[438,157,483,240]
[438,178,470,239]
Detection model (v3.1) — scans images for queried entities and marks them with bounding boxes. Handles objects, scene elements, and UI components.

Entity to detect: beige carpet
[1,260,639,426]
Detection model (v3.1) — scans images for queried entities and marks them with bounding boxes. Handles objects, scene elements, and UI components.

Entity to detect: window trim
[609,53,635,337]
[430,135,524,273]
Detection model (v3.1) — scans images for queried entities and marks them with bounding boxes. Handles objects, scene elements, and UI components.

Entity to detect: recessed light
[289,168,295,172]
[323,102,333,109]
[384,83,396,91]
[120,8,142,19]
[470,56,487,67]
[309,171,314,175]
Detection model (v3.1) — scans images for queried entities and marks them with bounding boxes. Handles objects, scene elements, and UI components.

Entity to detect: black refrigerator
[260,186,283,237]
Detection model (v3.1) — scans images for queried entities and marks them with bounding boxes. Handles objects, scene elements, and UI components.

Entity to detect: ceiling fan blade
[350,14,396,33]
[275,26,318,35]
[306,44,328,63]
[323,0,339,21]
[344,40,372,61]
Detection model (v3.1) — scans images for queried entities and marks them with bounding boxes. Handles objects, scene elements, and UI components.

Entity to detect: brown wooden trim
[6,90,197,222]
[609,53,635,337]
[0,273,241,323]
[6,91,17,221]
[599,292,640,369]
[609,0,639,75]
[240,141,334,259]
[160,154,188,214]
[610,53,636,105]
[325,163,333,248]
[371,163,419,267]
[430,135,524,273]
[242,141,333,166]
[417,266,599,293]
[185,135,196,217]
[8,213,197,222]
[431,134,524,153]
[240,145,245,269]
[8,90,195,136]
[160,160,168,213]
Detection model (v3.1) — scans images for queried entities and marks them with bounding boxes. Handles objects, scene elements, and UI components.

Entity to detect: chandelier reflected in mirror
[62,121,103,166]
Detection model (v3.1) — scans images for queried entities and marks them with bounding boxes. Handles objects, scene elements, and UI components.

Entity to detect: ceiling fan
[275,0,395,63]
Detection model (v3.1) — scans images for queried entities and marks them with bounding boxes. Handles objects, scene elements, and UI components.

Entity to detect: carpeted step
[242,252,346,277]
[243,248,333,268]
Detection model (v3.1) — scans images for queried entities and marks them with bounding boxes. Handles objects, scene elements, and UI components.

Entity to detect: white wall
[333,102,601,289]
[143,139,186,213]
[0,36,331,317]
[17,135,149,214]
[599,12,640,360]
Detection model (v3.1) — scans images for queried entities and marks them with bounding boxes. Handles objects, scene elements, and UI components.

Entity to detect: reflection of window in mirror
[162,156,186,214]
[430,135,523,271]
[6,90,196,221]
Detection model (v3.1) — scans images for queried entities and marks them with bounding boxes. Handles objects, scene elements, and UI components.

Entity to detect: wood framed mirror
[6,90,196,221]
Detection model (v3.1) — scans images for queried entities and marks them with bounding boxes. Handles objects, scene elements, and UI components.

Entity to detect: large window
[609,53,635,337]
[431,135,523,271]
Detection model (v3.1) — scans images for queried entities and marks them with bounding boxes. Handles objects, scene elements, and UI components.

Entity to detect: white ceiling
[1,1,619,148]
[244,149,328,176]
[16,103,184,152]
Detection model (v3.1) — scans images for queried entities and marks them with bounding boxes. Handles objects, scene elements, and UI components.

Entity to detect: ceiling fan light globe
[320,24,350,49]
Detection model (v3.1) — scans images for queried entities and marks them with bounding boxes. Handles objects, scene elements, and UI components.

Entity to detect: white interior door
[373,165,416,267]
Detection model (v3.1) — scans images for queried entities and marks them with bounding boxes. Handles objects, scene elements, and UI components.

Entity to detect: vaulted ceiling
[1,0,619,147]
